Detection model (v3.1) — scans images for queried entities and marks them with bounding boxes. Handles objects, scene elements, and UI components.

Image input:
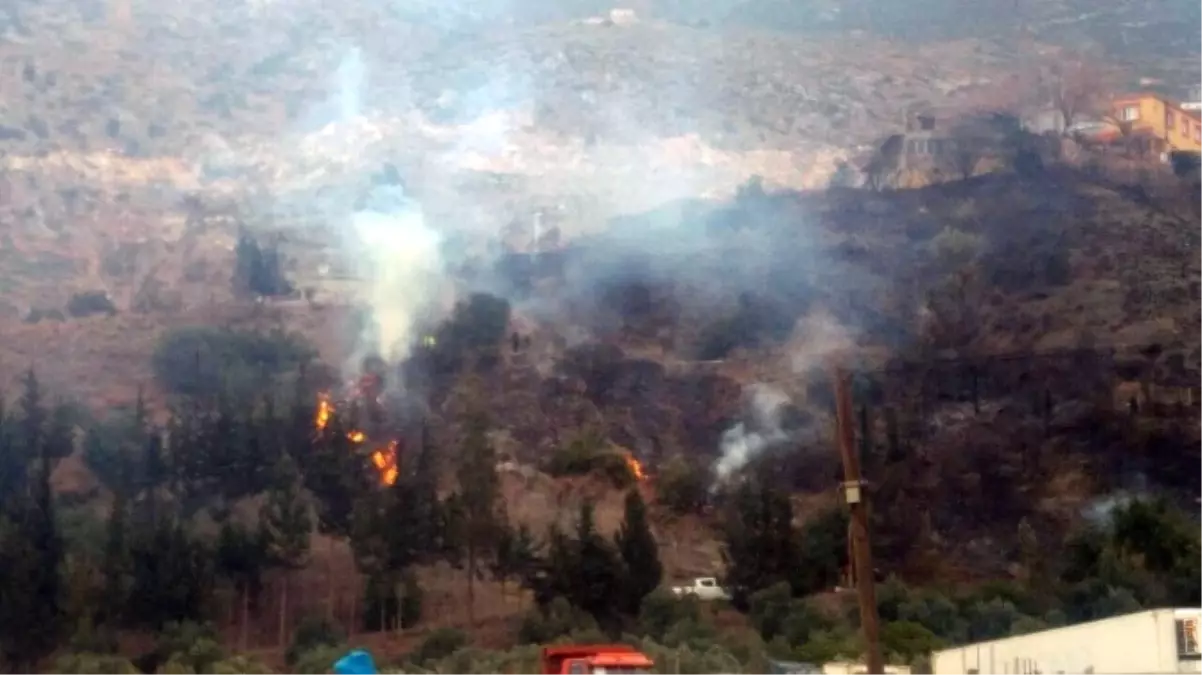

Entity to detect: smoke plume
[350,182,446,367]
[299,46,452,379]
[710,312,854,485]
[713,383,792,485]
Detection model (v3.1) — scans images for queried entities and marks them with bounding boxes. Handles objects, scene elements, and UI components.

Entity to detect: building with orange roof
[1106,93,1202,153]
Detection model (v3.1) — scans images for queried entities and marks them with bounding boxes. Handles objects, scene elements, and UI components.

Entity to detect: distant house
[1104,93,1202,153]
[894,111,1007,174]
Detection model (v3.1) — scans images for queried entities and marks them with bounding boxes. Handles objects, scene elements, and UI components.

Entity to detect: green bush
[51,653,139,674]
[425,292,512,374]
[286,615,345,667]
[543,432,637,488]
[153,622,226,674]
[638,590,702,641]
[412,627,468,665]
[654,456,711,515]
[517,597,599,644]
[929,226,982,270]
[66,290,118,318]
[293,645,347,675]
[152,326,314,400]
[212,655,274,674]
[694,295,793,360]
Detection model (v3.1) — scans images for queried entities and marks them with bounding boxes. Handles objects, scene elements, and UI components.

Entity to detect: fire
[315,393,333,431]
[371,440,400,486]
[625,453,647,482]
[313,391,398,486]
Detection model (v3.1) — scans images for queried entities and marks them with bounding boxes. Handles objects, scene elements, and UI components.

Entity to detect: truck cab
[671,576,732,601]
[541,645,655,674]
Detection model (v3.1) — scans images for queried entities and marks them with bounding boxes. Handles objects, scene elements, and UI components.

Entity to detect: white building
[822,661,911,674]
[932,608,1201,674]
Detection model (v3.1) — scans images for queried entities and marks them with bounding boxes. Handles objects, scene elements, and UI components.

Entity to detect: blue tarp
[767,659,821,674]
[334,649,378,675]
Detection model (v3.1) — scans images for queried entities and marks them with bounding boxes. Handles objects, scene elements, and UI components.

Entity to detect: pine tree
[260,453,312,646]
[216,519,269,650]
[568,501,623,625]
[0,394,22,503]
[127,520,213,629]
[406,423,443,560]
[99,491,132,628]
[8,402,66,668]
[0,511,41,669]
[350,488,401,631]
[721,479,801,603]
[614,489,662,615]
[491,522,539,605]
[19,369,45,464]
[453,412,503,625]
[141,432,166,528]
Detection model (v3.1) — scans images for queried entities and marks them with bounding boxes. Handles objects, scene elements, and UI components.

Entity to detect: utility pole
[834,366,884,674]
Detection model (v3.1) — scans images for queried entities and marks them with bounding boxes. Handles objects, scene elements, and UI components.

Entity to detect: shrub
[412,627,468,665]
[152,621,226,674]
[544,432,638,488]
[694,294,793,360]
[51,653,139,674]
[517,597,599,644]
[637,589,702,641]
[1169,151,1201,176]
[152,326,314,400]
[24,307,66,323]
[929,226,982,270]
[426,292,512,374]
[212,655,273,674]
[234,231,292,297]
[880,620,944,662]
[654,456,711,515]
[286,615,344,667]
[66,290,118,318]
[293,645,347,675]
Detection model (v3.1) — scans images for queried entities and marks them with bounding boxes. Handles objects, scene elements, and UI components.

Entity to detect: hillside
[34,167,1202,562]
[0,0,1198,669]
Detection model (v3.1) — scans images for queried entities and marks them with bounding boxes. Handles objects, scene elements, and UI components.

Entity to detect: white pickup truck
[670,577,732,601]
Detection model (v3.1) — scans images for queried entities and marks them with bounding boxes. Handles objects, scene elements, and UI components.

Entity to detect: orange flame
[314,392,397,486]
[315,393,333,431]
[625,453,647,482]
[371,440,400,486]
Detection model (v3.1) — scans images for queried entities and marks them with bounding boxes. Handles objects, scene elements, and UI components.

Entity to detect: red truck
[540,645,655,674]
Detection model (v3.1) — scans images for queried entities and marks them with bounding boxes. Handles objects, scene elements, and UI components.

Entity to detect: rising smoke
[713,383,793,485]
[711,311,855,485]
[301,46,453,380]
[350,180,446,369]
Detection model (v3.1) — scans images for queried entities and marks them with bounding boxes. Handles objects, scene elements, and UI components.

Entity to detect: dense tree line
[0,325,668,671]
[0,313,1197,672]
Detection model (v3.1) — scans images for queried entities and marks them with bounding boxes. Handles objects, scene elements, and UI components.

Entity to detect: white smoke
[312,46,450,374]
[713,384,792,484]
[711,312,855,486]
[350,183,445,366]
[1083,493,1134,525]
[788,310,854,376]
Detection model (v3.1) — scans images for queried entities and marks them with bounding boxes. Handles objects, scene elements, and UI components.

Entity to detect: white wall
[931,609,1202,674]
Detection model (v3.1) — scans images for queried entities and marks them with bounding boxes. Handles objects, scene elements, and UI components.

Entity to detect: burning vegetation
[313,387,401,486]
[625,453,647,482]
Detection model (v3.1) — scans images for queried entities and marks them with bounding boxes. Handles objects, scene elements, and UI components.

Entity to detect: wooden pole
[834,367,884,674]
